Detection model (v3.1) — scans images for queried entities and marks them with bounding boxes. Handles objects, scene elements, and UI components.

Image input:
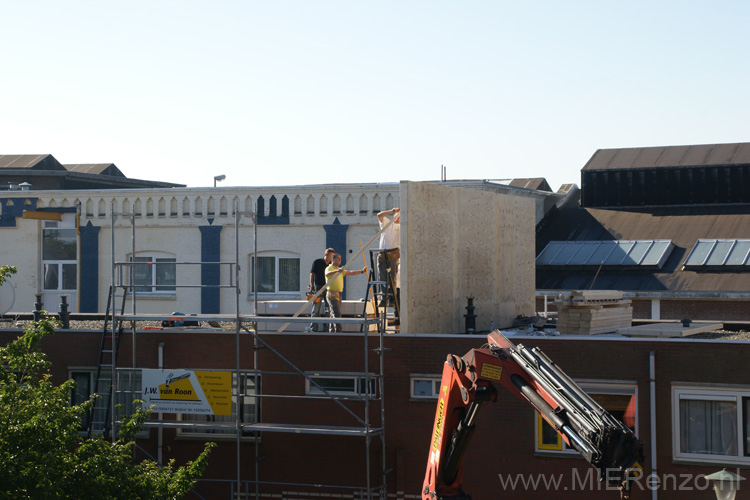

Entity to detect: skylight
[684,239,750,267]
[536,240,674,268]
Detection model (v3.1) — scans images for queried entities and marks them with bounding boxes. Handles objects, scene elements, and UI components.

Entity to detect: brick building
[3,144,750,500]
[2,326,746,500]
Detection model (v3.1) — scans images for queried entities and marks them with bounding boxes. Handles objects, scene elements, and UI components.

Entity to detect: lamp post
[705,469,745,500]
[213,174,226,187]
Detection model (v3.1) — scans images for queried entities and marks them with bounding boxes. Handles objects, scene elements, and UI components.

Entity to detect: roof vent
[19,182,31,191]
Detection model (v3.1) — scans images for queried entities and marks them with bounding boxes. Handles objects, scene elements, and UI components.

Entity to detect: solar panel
[608,241,635,265]
[706,240,735,266]
[536,241,566,265]
[684,240,714,266]
[555,242,583,265]
[726,241,750,266]
[536,240,674,268]
[567,241,600,265]
[685,239,750,267]
[588,241,617,265]
[642,240,672,267]
[626,241,653,265]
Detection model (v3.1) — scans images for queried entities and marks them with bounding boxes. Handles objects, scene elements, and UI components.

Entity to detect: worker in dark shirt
[307,248,334,331]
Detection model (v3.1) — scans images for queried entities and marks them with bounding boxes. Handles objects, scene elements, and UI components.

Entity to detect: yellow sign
[142,369,233,415]
[195,370,232,415]
[480,363,503,381]
[158,375,199,401]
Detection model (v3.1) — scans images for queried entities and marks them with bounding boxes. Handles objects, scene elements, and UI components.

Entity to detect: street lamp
[705,469,745,500]
[213,174,226,187]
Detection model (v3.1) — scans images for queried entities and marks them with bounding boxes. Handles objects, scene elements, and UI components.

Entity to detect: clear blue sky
[2,1,748,191]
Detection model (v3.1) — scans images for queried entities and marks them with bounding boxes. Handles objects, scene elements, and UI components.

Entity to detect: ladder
[361,249,399,333]
[86,285,128,438]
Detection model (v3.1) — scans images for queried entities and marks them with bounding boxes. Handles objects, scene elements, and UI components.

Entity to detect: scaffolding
[102,203,388,499]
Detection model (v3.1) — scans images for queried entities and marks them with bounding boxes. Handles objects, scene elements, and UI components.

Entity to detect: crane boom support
[422,331,644,500]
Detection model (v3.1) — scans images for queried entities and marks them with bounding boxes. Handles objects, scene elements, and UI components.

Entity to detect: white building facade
[0,184,399,315]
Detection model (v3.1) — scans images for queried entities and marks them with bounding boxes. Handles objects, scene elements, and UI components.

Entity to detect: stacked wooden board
[617,322,723,338]
[555,290,632,335]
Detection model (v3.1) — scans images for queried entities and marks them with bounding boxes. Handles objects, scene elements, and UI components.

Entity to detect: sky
[2,1,749,191]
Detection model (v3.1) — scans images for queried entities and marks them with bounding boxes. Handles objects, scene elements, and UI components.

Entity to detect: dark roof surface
[509,178,552,192]
[582,142,750,171]
[65,163,125,177]
[536,205,750,293]
[0,154,184,189]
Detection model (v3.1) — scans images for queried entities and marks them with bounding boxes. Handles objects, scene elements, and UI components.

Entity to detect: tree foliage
[0,265,16,287]
[0,282,215,500]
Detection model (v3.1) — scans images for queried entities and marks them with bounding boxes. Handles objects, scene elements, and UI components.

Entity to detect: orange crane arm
[422,331,644,500]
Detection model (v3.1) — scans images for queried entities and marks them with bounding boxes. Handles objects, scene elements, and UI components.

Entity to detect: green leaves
[0,265,16,287]
[0,319,214,500]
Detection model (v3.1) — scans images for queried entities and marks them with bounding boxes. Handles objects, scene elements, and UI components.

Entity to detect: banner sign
[141,369,232,415]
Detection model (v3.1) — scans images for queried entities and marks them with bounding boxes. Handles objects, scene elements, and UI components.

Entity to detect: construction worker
[325,253,366,333]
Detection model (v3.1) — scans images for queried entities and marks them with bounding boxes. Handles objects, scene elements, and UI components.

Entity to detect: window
[411,376,442,399]
[536,382,637,454]
[672,386,750,464]
[42,220,77,291]
[129,253,176,294]
[70,371,92,430]
[269,195,277,217]
[305,373,378,398]
[180,371,260,438]
[537,411,563,450]
[69,368,144,436]
[250,252,300,294]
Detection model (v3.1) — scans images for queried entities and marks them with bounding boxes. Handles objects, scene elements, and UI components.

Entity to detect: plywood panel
[401,182,457,333]
[401,181,535,333]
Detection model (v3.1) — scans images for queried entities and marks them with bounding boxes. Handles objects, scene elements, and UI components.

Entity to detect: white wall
[1,184,399,315]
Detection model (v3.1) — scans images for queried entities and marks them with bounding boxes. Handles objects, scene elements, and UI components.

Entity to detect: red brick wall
[1,329,748,500]
[631,299,651,318]
[654,299,750,322]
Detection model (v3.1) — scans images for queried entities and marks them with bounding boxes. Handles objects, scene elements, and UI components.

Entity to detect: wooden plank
[558,298,632,334]
[618,322,723,338]
[570,290,623,301]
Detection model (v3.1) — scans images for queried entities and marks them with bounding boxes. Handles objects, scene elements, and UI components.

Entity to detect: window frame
[70,370,93,431]
[42,219,77,292]
[249,251,301,297]
[535,381,638,455]
[672,385,750,465]
[127,251,177,296]
[305,372,378,399]
[410,375,443,400]
[68,367,147,437]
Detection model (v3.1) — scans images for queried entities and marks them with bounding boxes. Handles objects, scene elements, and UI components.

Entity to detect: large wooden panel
[401,181,535,333]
